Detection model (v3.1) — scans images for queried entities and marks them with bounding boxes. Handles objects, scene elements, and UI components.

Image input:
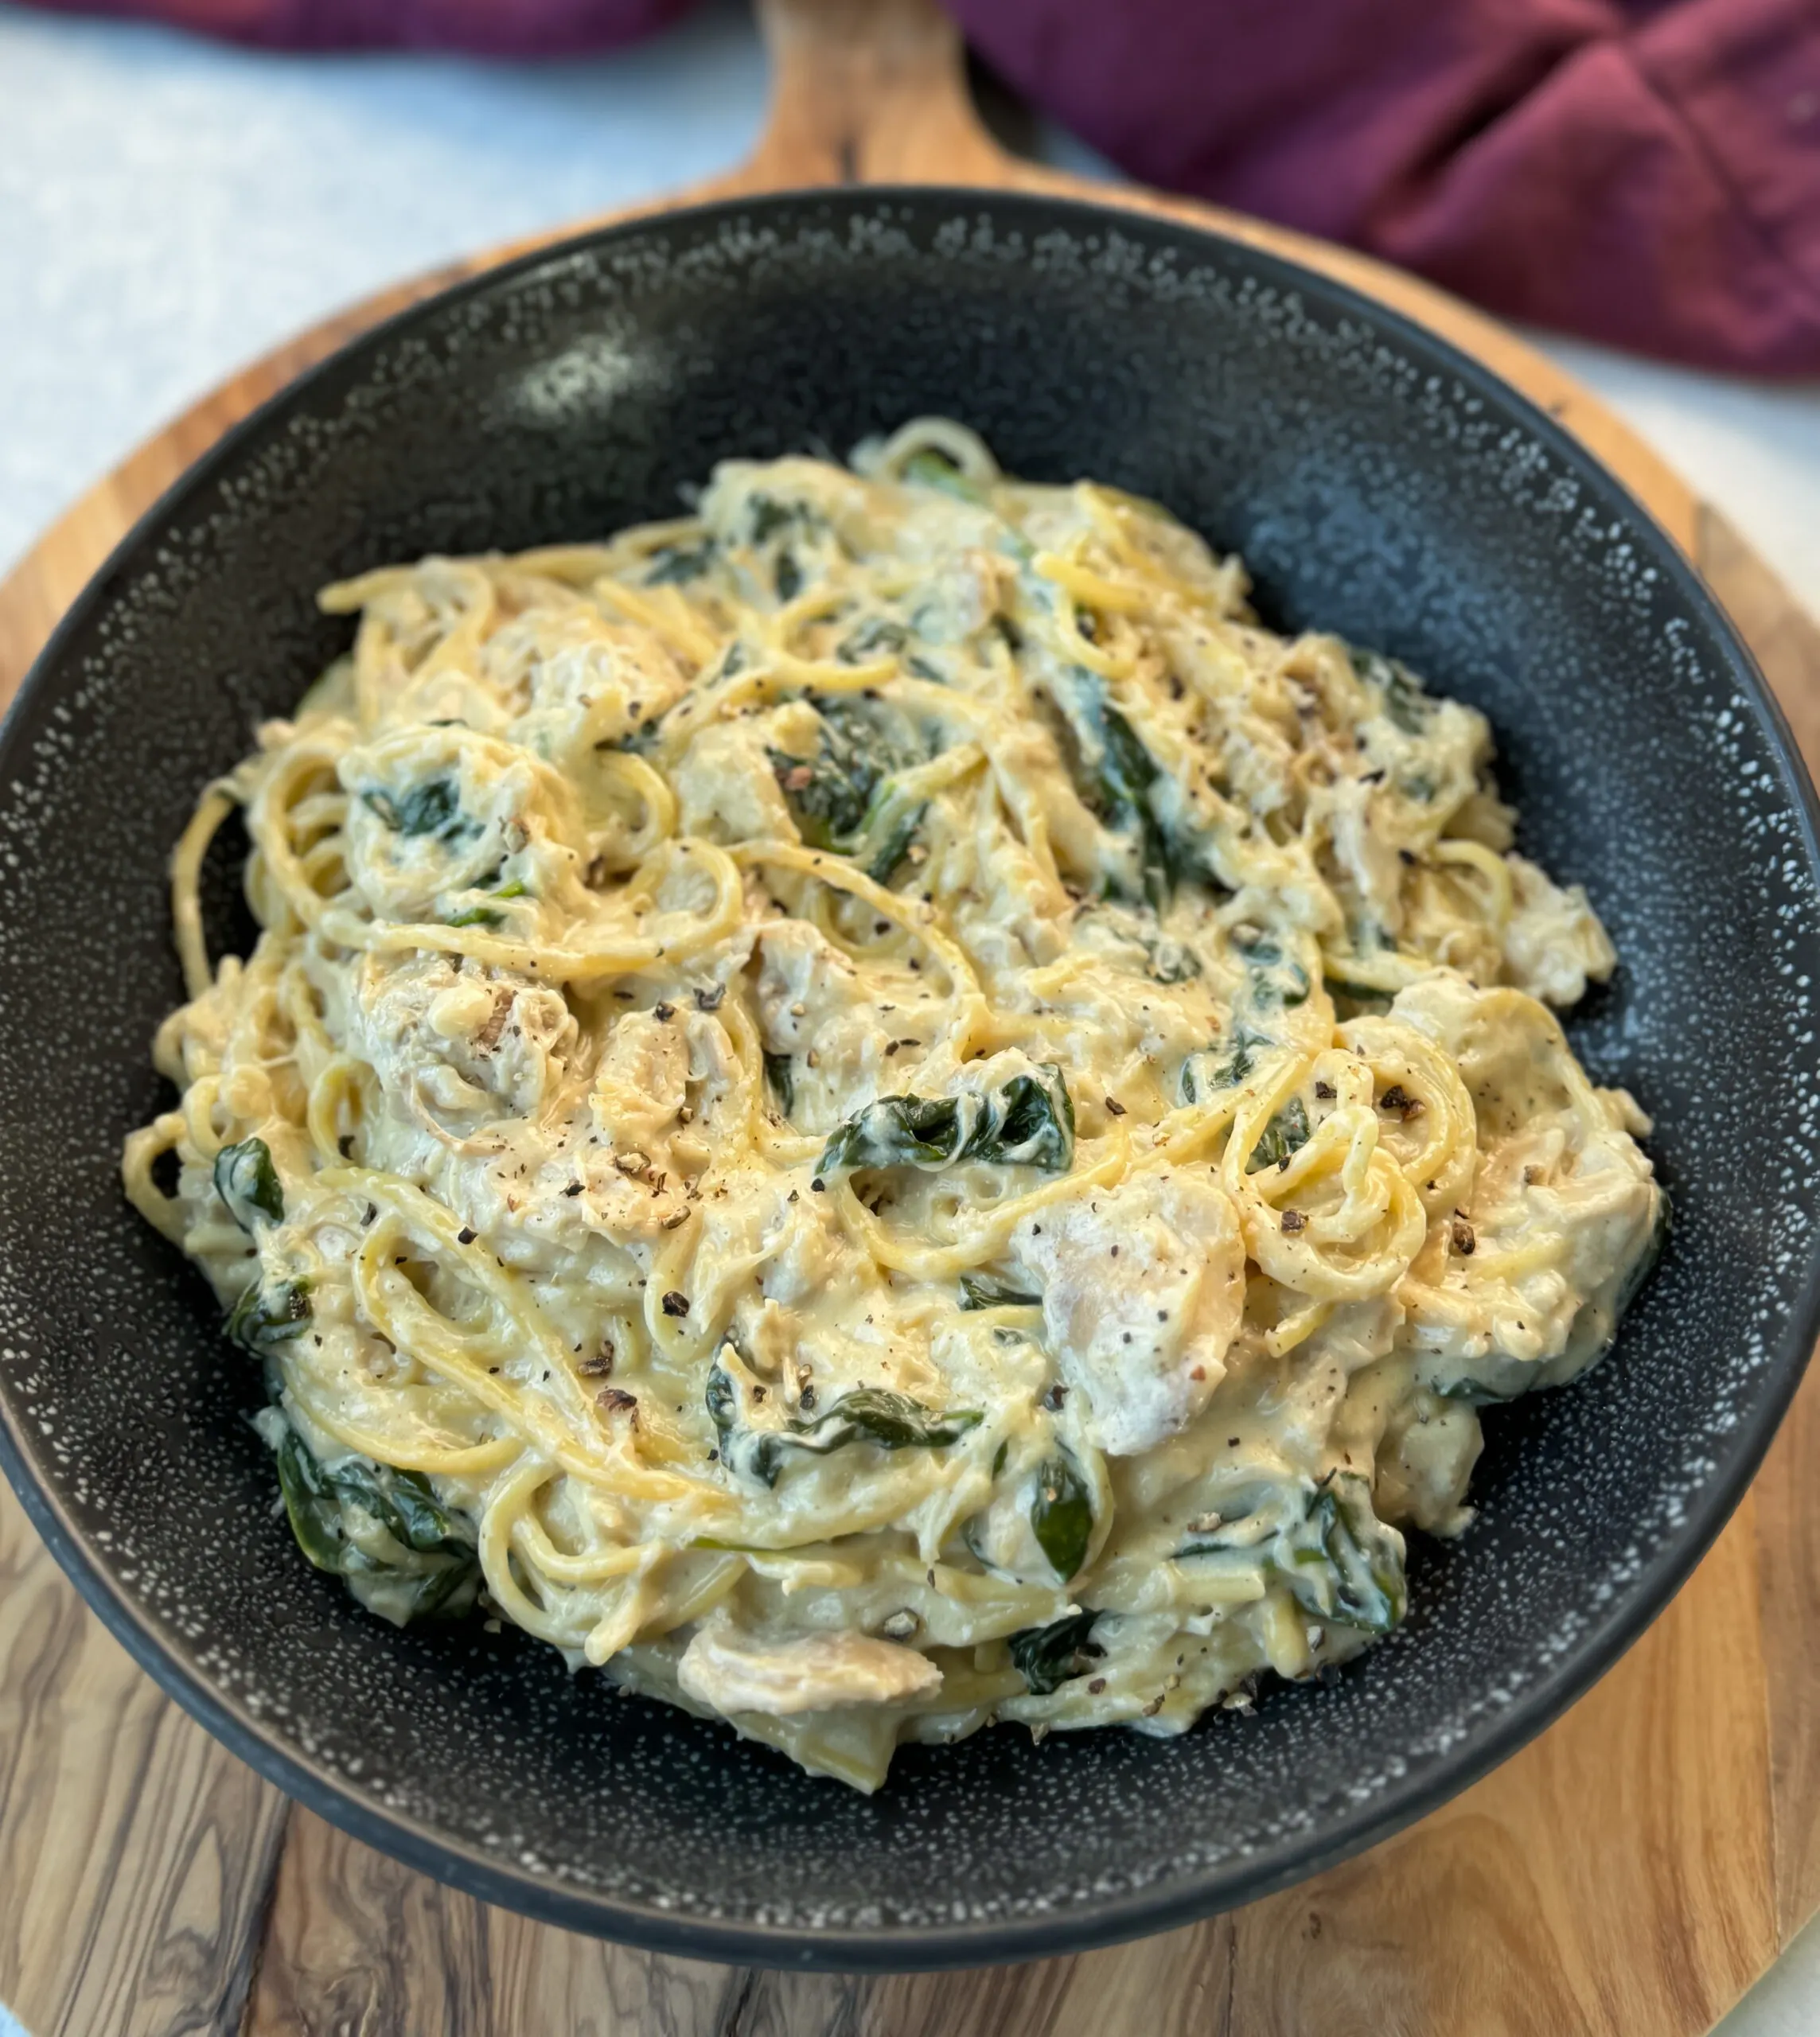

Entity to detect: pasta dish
[123,421,1665,1790]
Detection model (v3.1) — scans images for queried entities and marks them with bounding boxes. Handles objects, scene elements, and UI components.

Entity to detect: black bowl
[2,190,1816,1973]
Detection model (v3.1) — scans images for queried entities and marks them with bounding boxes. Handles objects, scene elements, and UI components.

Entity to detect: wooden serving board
[4,4,1819,2031]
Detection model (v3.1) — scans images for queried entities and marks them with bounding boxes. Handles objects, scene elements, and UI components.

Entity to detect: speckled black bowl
[2,190,1817,1973]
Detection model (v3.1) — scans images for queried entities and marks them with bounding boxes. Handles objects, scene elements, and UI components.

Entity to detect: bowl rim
[2,181,1816,1974]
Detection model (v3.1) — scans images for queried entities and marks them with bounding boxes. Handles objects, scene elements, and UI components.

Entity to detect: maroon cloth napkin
[951,0,1820,375]
[31,0,1820,372]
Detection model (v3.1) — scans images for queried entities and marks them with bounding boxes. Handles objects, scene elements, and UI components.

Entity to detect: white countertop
[0,3,1816,2028]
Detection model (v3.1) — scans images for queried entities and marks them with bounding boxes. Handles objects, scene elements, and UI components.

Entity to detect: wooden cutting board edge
[2,4,1818,2033]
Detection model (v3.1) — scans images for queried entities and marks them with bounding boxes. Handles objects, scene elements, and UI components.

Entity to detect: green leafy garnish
[1031,1452,1093,1582]
[901,448,989,506]
[817,1065,1074,1177]
[1233,929,1310,1010]
[746,493,805,544]
[1051,670,1226,908]
[1277,1473,1406,1634]
[707,1358,982,1488]
[1351,646,1433,738]
[1089,689,1172,898]
[213,1136,283,1231]
[1143,933,1201,984]
[1180,1474,1406,1636]
[445,874,526,930]
[361,776,474,842]
[769,697,922,847]
[762,1050,795,1116]
[1327,975,1394,1020]
[1007,1610,1101,1695]
[644,539,717,586]
[959,1273,1042,1311]
[259,1405,480,1626]
[862,800,928,884]
[227,1276,312,1356]
[837,615,909,664]
[1247,1096,1311,1173]
[768,696,932,885]
[1179,1023,1274,1104]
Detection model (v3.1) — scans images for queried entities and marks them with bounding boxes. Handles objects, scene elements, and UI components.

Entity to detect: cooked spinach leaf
[1327,974,1394,1020]
[1051,669,1225,907]
[768,695,922,851]
[901,447,989,506]
[644,539,717,586]
[1351,646,1433,737]
[1178,1472,1406,1636]
[1031,1451,1093,1582]
[446,874,526,930]
[1007,1609,1102,1695]
[1277,1473,1406,1634]
[861,798,927,884]
[746,493,810,544]
[959,1272,1042,1311]
[762,1050,796,1116]
[1143,932,1202,984]
[1076,902,1202,985]
[1431,1375,1522,1408]
[1233,929,1309,1010]
[214,1136,283,1230]
[837,615,909,664]
[1179,1023,1274,1104]
[707,1357,982,1488]
[817,1064,1074,1177]
[774,551,802,602]
[1091,691,1174,897]
[361,776,474,843]
[227,1276,312,1357]
[1247,1096,1311,1173]
[258,1404,480,1625]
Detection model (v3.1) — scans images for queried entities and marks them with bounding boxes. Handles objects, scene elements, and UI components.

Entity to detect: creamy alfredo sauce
[124,421,1664,1790]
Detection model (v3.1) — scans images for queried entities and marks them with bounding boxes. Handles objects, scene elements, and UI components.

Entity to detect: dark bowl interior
[2,191,1817,1972]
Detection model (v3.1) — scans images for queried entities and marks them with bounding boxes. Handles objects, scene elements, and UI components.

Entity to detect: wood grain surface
[1,2,1817,2032]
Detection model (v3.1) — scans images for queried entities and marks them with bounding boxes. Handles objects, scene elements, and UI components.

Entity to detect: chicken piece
[950,823,1070,977]
[1320,773,1406,940]
[496,613,688,770]
[754,919,922,1128]
[1374,1389,1483,1537]
[1011,1171,1245,1455]
[1500,854,1616,1006]
[677,1619,941,1716]
[590,1008,688,1153]
[691,1165,858,1327]
[349,952,576,1121]
[671,718,800,846]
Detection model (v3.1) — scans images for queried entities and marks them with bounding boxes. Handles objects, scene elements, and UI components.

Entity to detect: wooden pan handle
[746,0,1012,187]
